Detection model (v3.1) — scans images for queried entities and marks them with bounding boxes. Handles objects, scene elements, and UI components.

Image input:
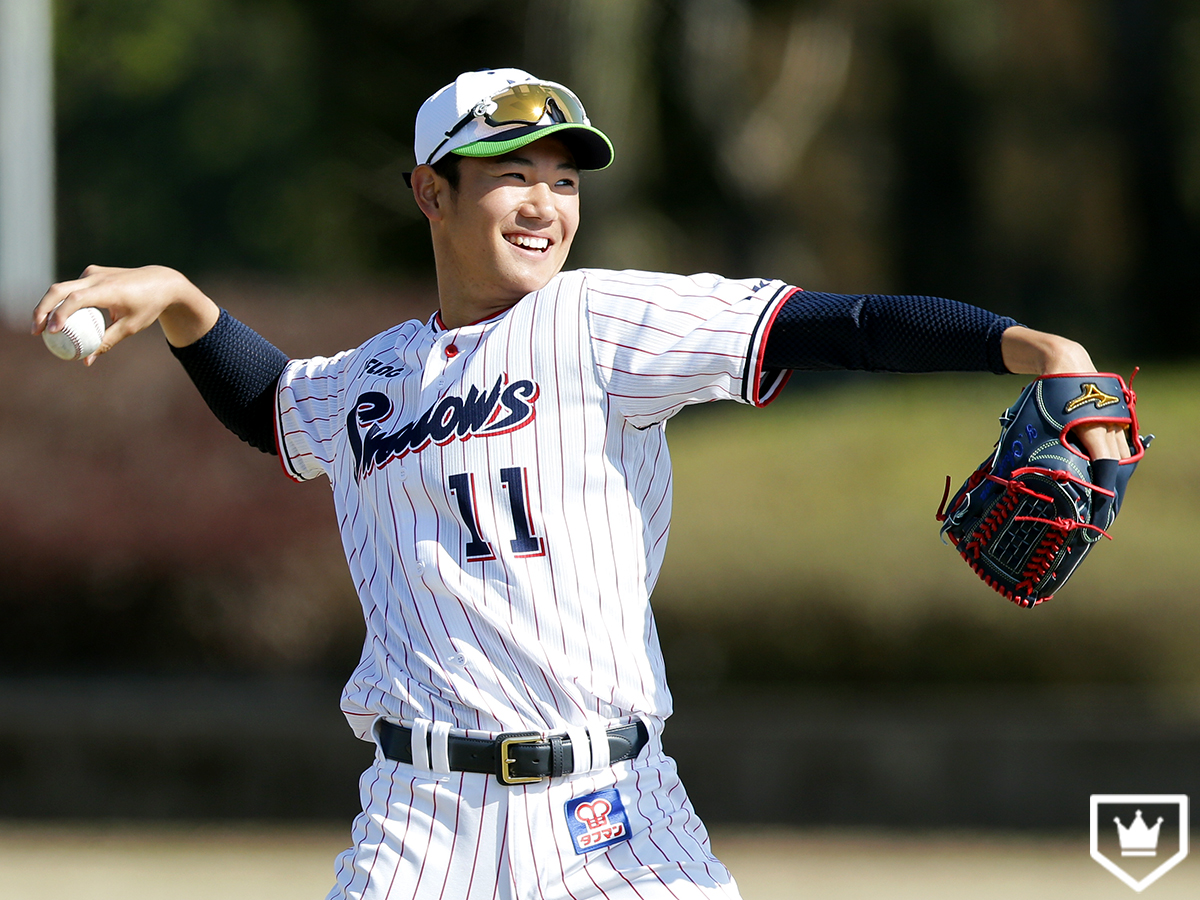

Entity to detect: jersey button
[397,468,406,481]
[445,344,459,358]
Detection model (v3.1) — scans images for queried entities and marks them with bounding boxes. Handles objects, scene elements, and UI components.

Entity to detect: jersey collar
[431,306,514,333]
[430,273,571,333]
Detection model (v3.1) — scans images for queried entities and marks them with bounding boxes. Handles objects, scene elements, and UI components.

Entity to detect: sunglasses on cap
[424,82,588,166]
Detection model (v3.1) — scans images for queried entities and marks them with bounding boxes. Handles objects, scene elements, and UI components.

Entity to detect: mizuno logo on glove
[1065,382,1121,413]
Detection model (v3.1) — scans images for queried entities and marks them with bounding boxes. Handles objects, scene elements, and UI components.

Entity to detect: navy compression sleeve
[169,309,289,454]
[762,292,1018,374]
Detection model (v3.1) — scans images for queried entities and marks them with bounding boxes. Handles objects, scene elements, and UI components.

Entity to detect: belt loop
[565,725,591,775]
[548,734,566,778]
[633,713,657,762]
[410,718,432,772]
[585,718,611,770]
[370,716,387,757]
[430,721,452,775]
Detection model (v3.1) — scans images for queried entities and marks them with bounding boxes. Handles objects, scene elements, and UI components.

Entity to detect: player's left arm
[761,291,1128,461]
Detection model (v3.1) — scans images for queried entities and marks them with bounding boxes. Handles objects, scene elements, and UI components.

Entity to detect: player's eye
[502,171,527,182]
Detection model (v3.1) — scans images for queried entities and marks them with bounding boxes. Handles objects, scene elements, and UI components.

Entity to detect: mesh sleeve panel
[169,309,290,454]
[761,292,1018,374]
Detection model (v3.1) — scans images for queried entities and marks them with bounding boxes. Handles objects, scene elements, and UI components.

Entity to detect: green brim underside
[453,123,614,170]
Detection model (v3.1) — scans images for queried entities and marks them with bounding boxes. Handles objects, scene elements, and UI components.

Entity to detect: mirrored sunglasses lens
[540,88,585,122]
[488,85,585,126]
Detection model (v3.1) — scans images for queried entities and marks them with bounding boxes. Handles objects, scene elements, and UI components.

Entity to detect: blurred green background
[52,0,1200,355]
[17,0,1195,680]
[3,0,1200,826]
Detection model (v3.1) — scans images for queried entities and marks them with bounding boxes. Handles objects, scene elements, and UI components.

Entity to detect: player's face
[444,138,580,307]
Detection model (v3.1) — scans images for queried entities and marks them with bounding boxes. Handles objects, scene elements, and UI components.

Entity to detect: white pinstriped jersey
[275,269,795,740]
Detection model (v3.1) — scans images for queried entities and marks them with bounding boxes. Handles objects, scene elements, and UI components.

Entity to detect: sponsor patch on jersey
[564,788,632,855]
[348,374,539,479]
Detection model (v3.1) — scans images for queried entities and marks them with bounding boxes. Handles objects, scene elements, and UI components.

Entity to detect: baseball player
[33,68,1129,899]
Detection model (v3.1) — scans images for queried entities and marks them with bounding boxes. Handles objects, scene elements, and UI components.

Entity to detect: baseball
[42,307,105,361]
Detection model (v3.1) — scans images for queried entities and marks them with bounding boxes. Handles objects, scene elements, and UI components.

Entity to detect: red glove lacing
[953,471,1112,609]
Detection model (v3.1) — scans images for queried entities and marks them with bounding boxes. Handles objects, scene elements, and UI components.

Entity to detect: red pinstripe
[589,302,759,324]
[572,302,606,698]
[599,364,741,380]
[590,336,747,360]
[462,773,489,898]
[545,281,594,698]
[279,391,337,406]
[518,787,553,900]
[588,310,694,339]
[588,291,721,319]
[538,780,584,900]
[492,822,507,900]
[616,427,652,700]
[390,776,440,900]
[357,769,403,897]
[626,764,693,900]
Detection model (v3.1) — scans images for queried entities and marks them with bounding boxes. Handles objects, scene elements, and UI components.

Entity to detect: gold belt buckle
[497,732,544,785]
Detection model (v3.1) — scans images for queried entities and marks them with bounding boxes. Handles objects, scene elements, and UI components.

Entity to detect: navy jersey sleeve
[762,292,1017,374]
[169,309,290,454]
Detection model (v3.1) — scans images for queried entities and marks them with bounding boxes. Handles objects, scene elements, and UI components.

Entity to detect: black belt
[378,719,649,785]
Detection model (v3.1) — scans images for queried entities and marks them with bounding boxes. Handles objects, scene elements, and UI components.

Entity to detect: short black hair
[431,153,462,190]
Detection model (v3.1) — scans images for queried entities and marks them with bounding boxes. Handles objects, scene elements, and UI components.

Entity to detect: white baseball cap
[413,68,614,171]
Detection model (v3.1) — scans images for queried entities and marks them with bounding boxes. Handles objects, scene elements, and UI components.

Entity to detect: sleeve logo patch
[1065,383,1120,413]
[363,357,405,377]
[564,788,632,855]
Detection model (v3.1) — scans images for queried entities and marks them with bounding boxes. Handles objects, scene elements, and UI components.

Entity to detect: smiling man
[415,142,583,326]
[33,68,1129,900]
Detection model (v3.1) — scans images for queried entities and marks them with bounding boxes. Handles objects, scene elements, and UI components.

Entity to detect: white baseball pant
[327,722,743,900]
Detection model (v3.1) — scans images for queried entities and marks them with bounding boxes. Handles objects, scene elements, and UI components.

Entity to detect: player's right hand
[31,265,220,365]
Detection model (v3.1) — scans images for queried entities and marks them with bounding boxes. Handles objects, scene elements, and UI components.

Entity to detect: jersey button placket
[423,336,451,394]
[435,331,466,392]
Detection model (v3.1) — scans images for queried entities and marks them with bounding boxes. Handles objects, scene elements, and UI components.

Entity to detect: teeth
[507,234,549,251]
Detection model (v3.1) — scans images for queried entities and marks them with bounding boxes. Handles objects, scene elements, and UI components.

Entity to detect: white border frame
[1090,794,1189,892]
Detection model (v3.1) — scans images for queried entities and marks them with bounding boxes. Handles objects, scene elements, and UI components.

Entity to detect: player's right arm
[31,264,220,362]
[31,264,290,457]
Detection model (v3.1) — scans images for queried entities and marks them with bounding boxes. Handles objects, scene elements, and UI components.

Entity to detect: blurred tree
[887,7,983,301]
[51,0,1200,358]
[1111,0,1200,358]
[55,0,534,277]
[57,0,327,273]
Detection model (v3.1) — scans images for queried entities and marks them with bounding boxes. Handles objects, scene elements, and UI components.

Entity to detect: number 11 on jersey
[448,467,545,562]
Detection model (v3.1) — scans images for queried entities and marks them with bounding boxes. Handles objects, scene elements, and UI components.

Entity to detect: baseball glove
[936,371,1149,608]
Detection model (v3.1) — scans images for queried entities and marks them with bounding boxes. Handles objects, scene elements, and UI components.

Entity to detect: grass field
[0,823,1195,899]
[653,367,1200,683]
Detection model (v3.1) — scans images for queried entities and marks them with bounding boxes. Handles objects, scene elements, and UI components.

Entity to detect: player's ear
[412,165,447,222]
